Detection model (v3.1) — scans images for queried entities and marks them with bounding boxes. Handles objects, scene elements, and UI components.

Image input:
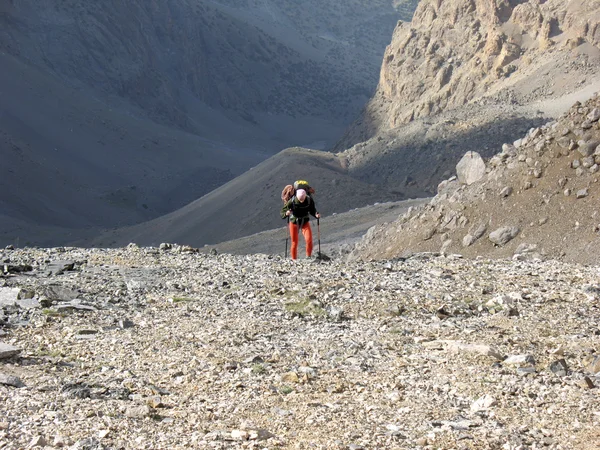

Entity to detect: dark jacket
[281,196,318,224]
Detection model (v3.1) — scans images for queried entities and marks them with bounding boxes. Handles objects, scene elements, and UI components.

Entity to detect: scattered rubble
[0,246,599,449]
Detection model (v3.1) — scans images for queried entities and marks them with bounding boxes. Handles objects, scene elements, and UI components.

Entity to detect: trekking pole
[317,217,321,257]
[285,217,289,258]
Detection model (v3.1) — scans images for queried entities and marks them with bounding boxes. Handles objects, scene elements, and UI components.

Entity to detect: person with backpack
[280,188,321,260]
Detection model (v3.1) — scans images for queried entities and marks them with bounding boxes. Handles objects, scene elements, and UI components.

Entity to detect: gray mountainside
[0,0,415,133]
[0,0,416,247]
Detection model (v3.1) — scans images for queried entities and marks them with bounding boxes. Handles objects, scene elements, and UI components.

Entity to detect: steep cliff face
[337,0,600,148]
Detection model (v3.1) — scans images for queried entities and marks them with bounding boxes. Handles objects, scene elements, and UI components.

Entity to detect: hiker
[281,189,321,260]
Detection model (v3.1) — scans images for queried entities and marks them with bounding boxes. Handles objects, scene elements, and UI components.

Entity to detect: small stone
[118,319,135,329]
[0,342,21,360]
[504,354,536,366]
[147,395,163,408]
[0,373,25,388]
[45,260,75,276]
[588,108,600,122]
[125,405,151,418]
[470,394,497,412]
[549,359,568,377]
[489,227,520,246]
[585,356,600,375]
[576,188,589,199]
[231,429,248,441]
[517,367,537,375]
[98,430,110,439]
[52,435,67,448]
[327,306,344,322]
[577,376,595,389]
[456,151,486,185]
[28,436,47,448]
[415,437,428,446]
[281,372,299,383]
[462,234,476,247]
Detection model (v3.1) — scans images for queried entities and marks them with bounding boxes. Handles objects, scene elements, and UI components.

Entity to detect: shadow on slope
[84,147,404,248]
[0,52,265,246]
[344,113,549,198]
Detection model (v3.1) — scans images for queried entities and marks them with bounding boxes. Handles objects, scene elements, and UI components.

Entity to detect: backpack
[281,180,315,204]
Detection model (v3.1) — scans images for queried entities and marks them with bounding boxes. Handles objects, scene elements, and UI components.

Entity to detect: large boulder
[456,151,486,185]
[489,227,520,246]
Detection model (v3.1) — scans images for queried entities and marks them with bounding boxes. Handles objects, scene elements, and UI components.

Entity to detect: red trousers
[289,221,313,259]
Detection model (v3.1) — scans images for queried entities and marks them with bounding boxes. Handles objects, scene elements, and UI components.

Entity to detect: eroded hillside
[0,0,415,136]
[352,93,600,266]
[330,0,600,203]
[339,0,600,146]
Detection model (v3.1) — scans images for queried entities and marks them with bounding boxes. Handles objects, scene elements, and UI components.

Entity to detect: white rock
[456,151,486,185]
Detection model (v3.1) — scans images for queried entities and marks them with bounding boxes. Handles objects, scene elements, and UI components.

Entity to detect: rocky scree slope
[334,0,600,198]
[352,94,600,266]
[0,246,599,449]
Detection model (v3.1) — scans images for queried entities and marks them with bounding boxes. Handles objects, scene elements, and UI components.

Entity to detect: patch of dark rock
[0,373,25,388]
[0,342,21,359]
[2,264,33,275]
[549,359,568,377]
[41,285,81,302]
[44,260,77,276]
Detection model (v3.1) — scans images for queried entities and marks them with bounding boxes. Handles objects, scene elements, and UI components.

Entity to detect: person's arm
[281,200,293,219]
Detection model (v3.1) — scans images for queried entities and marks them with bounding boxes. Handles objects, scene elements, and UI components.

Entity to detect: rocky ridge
[338,0,600,148]
[1,245,599,449]
[351,93,600,266]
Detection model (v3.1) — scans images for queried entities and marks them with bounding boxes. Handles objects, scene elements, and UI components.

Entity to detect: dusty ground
[1,246,599,449]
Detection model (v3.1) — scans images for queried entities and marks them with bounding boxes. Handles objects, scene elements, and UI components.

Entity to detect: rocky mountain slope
[1,246,599,449]
[334,0,600,198]
[88,0,600,251]
[352,93,600,266]
[0,52,266,246]
[0,0,418,248]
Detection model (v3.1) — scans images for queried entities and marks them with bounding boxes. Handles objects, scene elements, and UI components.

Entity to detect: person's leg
[289,222,299,260]
[302,222,313,257]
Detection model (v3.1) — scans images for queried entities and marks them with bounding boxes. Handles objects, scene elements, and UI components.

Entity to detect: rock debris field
[1,245,599,449]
